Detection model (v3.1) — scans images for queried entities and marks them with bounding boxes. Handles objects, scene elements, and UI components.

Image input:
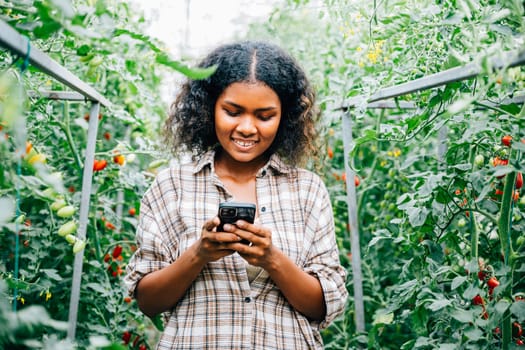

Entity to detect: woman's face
[214,81,281,166]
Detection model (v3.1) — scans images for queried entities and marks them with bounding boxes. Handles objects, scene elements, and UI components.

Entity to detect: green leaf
[85,283,108,294]
[368,235,391,248]
[408,207,429,227]
[451,275,467,290]
[0,197,15,224]
[49,0,75,18]
[428,298,451,311]
[354,129,377,146]
[494,300,510,315]
[40,269,62,281]
[510,300,525,319]
[451,309,475,323]
[113,28,216,79]
[464,327,483,341]
[414,337,430,348]
[438,344,458,350]
[373,309,394,325]
[155,54,217,80]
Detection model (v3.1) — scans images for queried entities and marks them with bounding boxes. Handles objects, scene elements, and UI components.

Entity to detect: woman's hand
[196,217,243,263]
[224,220,277,269]
[225,220,326,321]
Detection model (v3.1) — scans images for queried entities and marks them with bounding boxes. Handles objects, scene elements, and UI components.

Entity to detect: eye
[224,108,240,117]
[258,114,275,121]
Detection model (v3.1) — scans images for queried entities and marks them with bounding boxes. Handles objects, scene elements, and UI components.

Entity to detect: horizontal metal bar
[342,94,524,111]
[339,50,525,110]
[482,94,525,107]
[28,90,87,101]
[343,99,417,110]
[0,20,111,107]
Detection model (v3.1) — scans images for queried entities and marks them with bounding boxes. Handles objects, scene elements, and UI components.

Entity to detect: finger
[235,220,269,239]
[213,232,242,243]
[203,217,220,231]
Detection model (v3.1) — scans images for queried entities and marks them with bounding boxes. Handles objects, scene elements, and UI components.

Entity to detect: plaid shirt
[124,150,348,349]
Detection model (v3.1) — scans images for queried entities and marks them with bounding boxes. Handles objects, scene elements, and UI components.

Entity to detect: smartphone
[217,202,256,244]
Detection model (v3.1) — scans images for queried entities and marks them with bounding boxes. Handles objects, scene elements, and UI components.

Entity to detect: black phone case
[217,202,256,244]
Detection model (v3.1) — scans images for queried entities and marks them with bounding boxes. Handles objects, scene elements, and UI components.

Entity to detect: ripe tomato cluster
[473,261,525,345]
[489,135,523,201]
[104,244,124,277]
[122,330,147,350]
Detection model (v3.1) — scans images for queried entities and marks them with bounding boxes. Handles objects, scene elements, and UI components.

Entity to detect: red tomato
[472,295,484,306]
[113,154,125,166]
[477,270,486,281]
[513,322,523,338]
[105,221,116,230]
[112,245,123,259]
[502,135,512,147]
[93,159,107,172]
[516,172,523,190]
[129,208,136,216]
[487,276,500,289]
[122,331,131,345]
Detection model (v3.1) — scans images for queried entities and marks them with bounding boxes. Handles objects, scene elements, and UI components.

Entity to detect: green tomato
[14,214,25,225]
[474,154,484,167]
[51,199,67,211]
[148,159,168,169]
[57,205,76,218]
[42,188,57,199]
[73,239,86,254]
[58,220,77,237]
[458,218,467,228]
[65,234,77,245]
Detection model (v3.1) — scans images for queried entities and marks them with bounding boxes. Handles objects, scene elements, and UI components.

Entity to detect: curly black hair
[163,41,319,166]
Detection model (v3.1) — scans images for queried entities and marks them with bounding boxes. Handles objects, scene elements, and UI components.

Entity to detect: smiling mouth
[233,139,257,148]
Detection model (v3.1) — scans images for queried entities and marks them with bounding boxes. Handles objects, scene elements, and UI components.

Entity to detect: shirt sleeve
[302,176,348,329]
[123,181,175,298]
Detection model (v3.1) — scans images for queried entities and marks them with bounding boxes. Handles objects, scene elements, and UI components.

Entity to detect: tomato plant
[248,0,525,348]
[1,0,524,349]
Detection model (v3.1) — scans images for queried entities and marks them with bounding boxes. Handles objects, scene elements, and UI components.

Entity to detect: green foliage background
[1,0,525,349]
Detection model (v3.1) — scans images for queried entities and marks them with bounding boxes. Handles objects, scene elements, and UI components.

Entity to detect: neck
[214,150,269,181]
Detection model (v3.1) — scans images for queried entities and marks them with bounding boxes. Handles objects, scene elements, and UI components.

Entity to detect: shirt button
[244,297,251,303]
[261,170,267,176]
[261,207,266,212]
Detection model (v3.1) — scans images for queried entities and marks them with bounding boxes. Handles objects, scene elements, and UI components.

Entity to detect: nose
[236,115,256,136]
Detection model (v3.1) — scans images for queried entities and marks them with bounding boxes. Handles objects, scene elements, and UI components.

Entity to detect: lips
[232,138,258,149]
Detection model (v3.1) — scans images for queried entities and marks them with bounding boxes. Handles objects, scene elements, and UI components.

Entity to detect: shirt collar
[191,149,292,175]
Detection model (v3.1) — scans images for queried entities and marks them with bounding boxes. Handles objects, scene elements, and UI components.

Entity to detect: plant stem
[357,110,384,219]
[60,102,83,172]
[498,169,516,350]
[468,146,479,260]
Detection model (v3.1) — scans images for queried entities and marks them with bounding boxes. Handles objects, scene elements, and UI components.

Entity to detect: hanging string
[13,35,30,313]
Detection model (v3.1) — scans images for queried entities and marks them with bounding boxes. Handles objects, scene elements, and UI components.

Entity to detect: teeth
[234,139,256,147]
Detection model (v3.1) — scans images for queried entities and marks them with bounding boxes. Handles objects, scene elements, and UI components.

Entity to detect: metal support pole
[67,101,100,340]
[0,20,110,107]
[342,111,365,333]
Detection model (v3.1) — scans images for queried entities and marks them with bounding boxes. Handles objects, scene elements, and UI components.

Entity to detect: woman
[124,41,348,349]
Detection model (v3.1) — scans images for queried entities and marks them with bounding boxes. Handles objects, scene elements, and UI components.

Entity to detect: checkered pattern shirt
[124,150,348,349]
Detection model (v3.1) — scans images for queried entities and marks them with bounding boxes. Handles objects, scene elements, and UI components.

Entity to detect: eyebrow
[223,100,278,112]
